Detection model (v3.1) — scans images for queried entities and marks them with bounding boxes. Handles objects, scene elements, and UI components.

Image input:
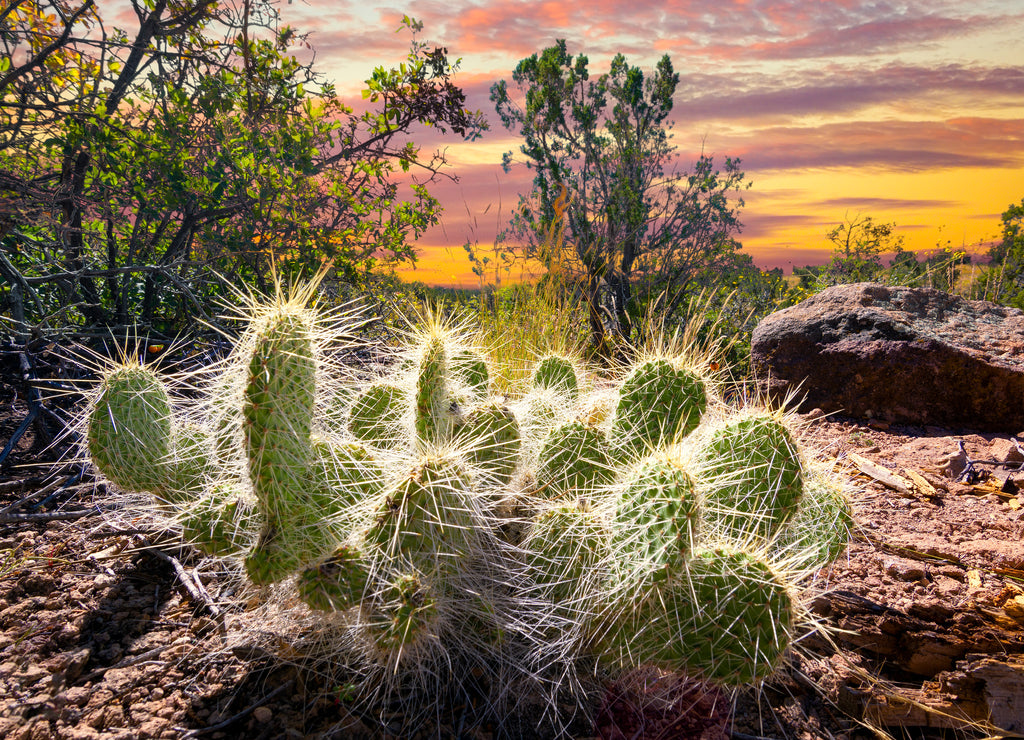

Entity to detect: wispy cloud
[279,0,1024,280]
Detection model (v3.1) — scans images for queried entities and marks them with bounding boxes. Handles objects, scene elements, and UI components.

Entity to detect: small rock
[938,449,968,479]
[990,437,1024,465]
[252,706,273,723]
[882,557,927,582]
[17,665,49,686]
[64,648,91,682]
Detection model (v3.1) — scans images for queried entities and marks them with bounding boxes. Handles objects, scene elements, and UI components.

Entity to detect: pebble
[252,706,273,723]
[883,557,927,582]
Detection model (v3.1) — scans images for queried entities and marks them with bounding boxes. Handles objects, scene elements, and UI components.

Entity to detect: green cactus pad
[456,402,521,485]
[365,458,478,578]
[370,572,439,651]
[415,336,450,445]
[243,309,316,521]
[298,543,369,612]
[612,359,706,457]
[168,423,214,503]
[531,355,579,402]
[87,365,172,494]
[536,421,614,499]
[348,383,406,450]
[774,473,853,568]
[615,456,700,581]
[244,524,303,585]
[698,413,803,542]
[311,439,381,510]
[619,548,794,685]
[451,349,489,398]
[525,503,609,605]
[182,482,253,557]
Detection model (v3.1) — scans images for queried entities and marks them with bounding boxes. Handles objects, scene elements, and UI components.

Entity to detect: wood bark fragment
[904,468,939,498]
[848,452,913,495]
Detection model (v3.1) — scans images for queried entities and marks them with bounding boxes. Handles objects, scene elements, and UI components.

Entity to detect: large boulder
[751,283,1024,431]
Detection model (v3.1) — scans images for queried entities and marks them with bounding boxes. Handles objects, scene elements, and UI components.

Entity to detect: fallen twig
[179,679,295,738]
[149,548,222,620]
[78,644,174,683]
[847,452,913,495]
[0,508,96,524]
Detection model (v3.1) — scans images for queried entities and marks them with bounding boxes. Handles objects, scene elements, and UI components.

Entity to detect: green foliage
[982,198,1024,307]
[793,214,974,299]
[492,42,749,353]
[0,3,484,338]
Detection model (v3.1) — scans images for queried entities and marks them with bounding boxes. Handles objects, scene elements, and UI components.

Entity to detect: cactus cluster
[82,286,854,730]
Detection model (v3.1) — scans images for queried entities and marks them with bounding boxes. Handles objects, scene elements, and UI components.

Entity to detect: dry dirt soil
[2,376,1024,739]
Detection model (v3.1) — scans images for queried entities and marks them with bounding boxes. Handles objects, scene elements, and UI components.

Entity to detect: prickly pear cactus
[612,358,707,457]
[696,411,804,542]
[613,454,700,582]
[536,420,614,499]
[531,354,579,402]
[80,282,855,734]
[87,364,174,497]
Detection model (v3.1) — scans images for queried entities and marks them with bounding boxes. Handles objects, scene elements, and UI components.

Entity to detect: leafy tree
[0,1,483,338]
[817,214,904,285]
[983,198,1024,307]
[491,41,748,353]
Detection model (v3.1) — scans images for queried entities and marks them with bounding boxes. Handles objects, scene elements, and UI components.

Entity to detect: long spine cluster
[82,288,855,727]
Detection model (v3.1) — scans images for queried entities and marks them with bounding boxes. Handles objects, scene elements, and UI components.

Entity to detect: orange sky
[280,0,1024,287]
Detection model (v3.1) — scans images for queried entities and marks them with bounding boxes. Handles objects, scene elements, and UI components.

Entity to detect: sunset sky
[283,0,1024,287]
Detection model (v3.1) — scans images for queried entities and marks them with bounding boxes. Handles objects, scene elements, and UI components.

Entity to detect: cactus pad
[298,543,369,612]
[415,336,450,445]
[698,413,803,542]
[775,473,854,568]
[613,359,706,457]
[536,421,614,499]
[451,349,489,398]
[365,458,478,578]
[456,402,521,484]
[87,364,172,494]
[615,456,700,581]
[525,503,610,605]
[348,383,406,450]
[369,572,440,652]
[181,482,253,557]
[531,355,579,402]
[621,547,794,685]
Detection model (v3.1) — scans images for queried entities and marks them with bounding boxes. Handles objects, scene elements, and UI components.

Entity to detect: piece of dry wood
[149,549,222,620]
[964,656,1024,733]
[904,469,939,498]
[0,508,96,524]
[848,452,913,495]
[861,687,986,729]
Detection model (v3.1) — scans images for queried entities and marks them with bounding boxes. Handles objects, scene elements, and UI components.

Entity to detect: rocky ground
[2,370,1023,739]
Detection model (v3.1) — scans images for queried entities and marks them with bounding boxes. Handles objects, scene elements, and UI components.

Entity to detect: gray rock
[751,283,1024,431]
